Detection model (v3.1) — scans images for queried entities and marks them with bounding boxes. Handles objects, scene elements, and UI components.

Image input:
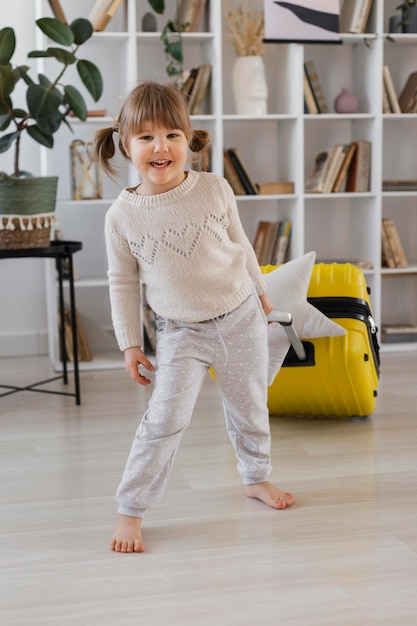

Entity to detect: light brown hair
[94,81,210,177]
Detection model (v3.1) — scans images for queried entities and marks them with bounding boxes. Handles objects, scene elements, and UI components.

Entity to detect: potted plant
[0,17,103,248]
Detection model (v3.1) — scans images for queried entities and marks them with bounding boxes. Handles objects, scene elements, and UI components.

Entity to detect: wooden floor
[1,351,417,625]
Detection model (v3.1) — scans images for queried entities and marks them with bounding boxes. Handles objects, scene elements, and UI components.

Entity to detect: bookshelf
[31,0,417,369]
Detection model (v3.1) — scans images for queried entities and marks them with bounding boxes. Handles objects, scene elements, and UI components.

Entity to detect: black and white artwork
[264,0,341,43]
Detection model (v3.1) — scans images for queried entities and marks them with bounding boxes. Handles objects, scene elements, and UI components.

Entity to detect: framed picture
[70,140,103,200]
[264,0,341,43]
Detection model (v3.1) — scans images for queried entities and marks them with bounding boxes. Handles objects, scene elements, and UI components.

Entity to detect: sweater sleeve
[105,209,143,351]
[221,179,267,296]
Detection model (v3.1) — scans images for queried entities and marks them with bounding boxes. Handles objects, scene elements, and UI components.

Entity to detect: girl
[94,81,294,553]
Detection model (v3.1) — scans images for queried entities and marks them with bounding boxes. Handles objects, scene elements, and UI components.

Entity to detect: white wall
[0,2,53,358]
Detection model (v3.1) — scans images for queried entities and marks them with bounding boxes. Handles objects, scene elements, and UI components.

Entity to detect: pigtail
[94,124,123,178]
[189,129,211,172]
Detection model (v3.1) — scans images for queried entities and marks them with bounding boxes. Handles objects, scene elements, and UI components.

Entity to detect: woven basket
[0,173,58,249]
[0,213,57,249]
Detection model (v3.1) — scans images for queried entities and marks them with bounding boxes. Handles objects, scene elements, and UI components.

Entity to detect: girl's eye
[168,132,180,139]
[139,135,152,141]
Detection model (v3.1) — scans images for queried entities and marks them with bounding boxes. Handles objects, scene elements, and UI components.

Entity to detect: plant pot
[402,6,417,33]
[0,173,58,249]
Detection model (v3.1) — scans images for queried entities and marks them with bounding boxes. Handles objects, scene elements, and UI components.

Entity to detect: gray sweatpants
[116,291,272,519]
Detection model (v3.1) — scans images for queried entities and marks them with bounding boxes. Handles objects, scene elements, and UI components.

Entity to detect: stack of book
[383,67,417,114]
[253,220,292,266]
[339,0,374,34]
[176,64,212,115]
[223,148,294,196]
[381,324,417,344]
[305,140,371,193]
[381,218,408,268]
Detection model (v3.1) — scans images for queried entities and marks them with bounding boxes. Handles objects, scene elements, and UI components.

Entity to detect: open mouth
[150,160,171,168]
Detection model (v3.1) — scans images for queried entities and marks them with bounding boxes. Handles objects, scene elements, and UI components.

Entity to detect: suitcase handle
[267,310,307,361]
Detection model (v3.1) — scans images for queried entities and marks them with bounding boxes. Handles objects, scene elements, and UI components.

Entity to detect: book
[303,70,319,114]
[88,0,112,30]
[253,221,271,263]
[271,220,291,265]
[189,0,207,32]
[382,179,417,192]
[47,0,67,23]
[227,148,258,195]
[305,146,338,193]
[188,64,211,115]
[383,65,401,114]
[255,182,294,195]
[382,80,392,114]
[260,221,280,266]
[381,324,417,343]
[304,60,329,113]
[345,140,371,192]
[322,143,348,193]
[382,218,408,268]
[94,0,125,31]
[399,71,417,113]
[177,0,200,31]
[332,142,357,192]
[223,149,246,195]
[381,220,396,268]
[339,0,373,34]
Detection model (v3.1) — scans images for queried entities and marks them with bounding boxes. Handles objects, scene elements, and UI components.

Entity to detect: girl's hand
[259,293,274,316]
[124,346,154,385]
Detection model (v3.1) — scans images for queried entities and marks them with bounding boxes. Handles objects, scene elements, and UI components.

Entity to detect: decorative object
[264,0,341,43]
[334,87,358,113]
[232,55,268,115]
[142,11,157,32]
[0,18,103,248]
[389,14,403,32]
[71,140,103,200]
[224,1,268,114]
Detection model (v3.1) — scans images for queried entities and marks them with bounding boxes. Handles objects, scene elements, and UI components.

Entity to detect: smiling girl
[94,81,294,553]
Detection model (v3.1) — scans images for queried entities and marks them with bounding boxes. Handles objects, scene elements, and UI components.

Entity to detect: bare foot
[110,514,144,553]
[244,481,295,510]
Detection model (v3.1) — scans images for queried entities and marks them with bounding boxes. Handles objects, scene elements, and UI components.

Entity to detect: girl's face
[126,124,189,195]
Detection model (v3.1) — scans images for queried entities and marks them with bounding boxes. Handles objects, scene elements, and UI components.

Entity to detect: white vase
[232,55,268,115]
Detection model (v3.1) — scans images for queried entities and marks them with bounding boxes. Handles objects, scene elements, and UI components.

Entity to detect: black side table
[0,240,82,405]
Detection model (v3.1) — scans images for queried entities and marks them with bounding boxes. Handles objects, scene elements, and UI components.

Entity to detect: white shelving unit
[36,0,417,371]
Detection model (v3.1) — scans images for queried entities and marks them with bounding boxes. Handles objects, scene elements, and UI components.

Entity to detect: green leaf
[27,83,62,121]
[11,108,27,118]
[167,40,183,63]
[14,65,33,86]
[70,18,93,45]
[0,65,16,99]
[26,124,54,148]
[36,110,63,135]
[147,0,165,15]
[36,18,74,47]
[0,27,15,65]
[0,130,19,153]
[0,112,11,130]
[77,60,103,102]
[29,47,76,65]
[64,85,87,120]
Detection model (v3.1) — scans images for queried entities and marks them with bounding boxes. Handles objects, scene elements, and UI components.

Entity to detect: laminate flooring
[1,351,417,625]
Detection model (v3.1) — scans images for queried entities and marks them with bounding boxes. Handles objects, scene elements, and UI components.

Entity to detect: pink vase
[334,87,358,113]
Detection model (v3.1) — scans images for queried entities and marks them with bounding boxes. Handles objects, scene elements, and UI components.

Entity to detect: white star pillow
[262,251,346,385]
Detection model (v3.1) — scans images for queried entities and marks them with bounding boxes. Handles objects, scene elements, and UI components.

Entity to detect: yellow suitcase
[265,263,380,418]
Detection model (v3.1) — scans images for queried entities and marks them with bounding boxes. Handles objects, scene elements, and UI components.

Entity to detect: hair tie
[112,122,120,133]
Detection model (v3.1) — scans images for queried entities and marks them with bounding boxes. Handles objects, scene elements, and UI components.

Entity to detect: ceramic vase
[334,87,358,114]
[232,56,268,115]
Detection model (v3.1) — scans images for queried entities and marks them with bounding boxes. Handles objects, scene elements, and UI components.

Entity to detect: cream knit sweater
[105,169,267,351]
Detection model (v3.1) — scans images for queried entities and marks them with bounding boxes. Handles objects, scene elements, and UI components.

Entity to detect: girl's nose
[154,137,169,151]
